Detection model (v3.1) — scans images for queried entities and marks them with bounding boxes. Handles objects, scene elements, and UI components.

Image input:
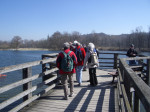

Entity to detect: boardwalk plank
[20,69,119,112]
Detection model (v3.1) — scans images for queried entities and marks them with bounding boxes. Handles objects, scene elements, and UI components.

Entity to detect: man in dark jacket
[56,42,77,100]
[127,44,138,65]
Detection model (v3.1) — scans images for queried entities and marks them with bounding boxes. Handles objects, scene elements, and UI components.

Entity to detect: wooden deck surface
[20,69,119,112]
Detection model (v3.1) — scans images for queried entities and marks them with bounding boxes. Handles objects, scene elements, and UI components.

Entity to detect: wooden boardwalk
[20,69,119,112]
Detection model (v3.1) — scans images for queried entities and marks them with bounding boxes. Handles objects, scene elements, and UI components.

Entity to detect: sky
[0,0,150,41]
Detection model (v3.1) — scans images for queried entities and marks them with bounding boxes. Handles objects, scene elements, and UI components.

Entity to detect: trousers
[89,68,98,86]
[61,73,74,98]
[129,60,136,65]
[76,66,83,84]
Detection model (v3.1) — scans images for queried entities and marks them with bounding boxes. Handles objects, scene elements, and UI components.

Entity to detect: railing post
[23,67,32,101]
[134,91,139,112]
[114,53,118,69]
[124,70,132,106]
[42,55,56,85]
[130,88,134,111]
[147,59,150,86]
[119,59,124,78]
[42,55,47,81]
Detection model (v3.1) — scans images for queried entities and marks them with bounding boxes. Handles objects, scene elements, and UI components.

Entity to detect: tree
[11,36,22,49]
[71,31,81,41]
[90,31,100,47]
[0,41,10,49]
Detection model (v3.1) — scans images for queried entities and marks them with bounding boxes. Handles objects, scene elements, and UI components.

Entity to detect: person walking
[127,44,138,65]
[84,43,99,86]
[73,40,86,86]
[83,44,88,71]
[56,42,77,100]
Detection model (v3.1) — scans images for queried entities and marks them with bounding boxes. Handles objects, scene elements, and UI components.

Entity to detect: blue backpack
[61,51,74,72]
[75,48,83,63]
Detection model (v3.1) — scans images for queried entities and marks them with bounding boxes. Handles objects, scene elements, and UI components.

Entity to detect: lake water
[0,50,60,86]
[0,50,59,111]
[0,50,149,111]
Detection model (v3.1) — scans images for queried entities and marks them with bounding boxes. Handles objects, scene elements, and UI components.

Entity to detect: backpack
[88,51,98,65]
[75,48,83,63]
[61,51,73,72]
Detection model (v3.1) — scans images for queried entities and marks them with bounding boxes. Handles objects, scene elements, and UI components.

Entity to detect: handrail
[0,53,58,112]
[0,58,56,74]
[97,51,126,69]
[0,68,58,94]
[98,51,126,55]
[119,57,150,112]
[117,68,132,112]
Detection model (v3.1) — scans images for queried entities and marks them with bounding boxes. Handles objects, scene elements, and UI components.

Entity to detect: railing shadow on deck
[65,82,116,112]
[37,81,117,112]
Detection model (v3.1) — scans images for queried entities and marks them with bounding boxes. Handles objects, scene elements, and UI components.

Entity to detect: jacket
[56,49,77,74]
[84,49,99,68]
[127,48,138,57]
[73,45,86,66]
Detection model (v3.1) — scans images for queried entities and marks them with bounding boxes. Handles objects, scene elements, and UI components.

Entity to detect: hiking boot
[87,80,90,82]
[63,96,68,100]
[69,93,75,97]
[83,69,87,71]
[78,83,81,86]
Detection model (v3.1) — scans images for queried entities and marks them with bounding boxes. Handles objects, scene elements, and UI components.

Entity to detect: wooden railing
[0,53,58,112]
[97,51,126,69]
[118,56,150,112]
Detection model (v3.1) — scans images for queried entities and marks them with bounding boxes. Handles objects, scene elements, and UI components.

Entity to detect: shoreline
[0,47,150,52]
[0,48,51,51]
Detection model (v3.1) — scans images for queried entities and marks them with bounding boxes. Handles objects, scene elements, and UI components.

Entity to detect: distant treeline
[0,27,150,51]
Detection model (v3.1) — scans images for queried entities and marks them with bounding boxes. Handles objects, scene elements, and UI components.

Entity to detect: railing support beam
[134,92,139,112]
[23,67,32,101]
[147,59,150,86]
[114,53,118,69]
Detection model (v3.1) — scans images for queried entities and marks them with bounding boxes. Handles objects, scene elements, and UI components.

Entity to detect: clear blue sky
[0,0,150,41]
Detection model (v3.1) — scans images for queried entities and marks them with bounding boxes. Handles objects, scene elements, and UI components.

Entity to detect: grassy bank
[0,48,50,51]
[0,47,150,52]
[97,47,150,52]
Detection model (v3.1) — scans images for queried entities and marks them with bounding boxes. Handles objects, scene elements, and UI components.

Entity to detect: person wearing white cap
[84,43,99,86]
[73,40,86,86]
